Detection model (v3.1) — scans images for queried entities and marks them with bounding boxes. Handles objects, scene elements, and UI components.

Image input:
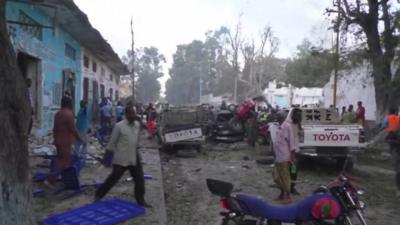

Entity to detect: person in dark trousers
[95,104,151,208]
[75,100,89,167]
[382,107,400,197]
[145,103,155,122]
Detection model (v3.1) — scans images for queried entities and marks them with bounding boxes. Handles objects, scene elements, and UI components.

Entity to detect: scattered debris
[242,165,250,169]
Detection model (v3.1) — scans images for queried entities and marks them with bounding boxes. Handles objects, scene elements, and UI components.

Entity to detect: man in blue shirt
[116,101,124,122]
[101,100,112,129]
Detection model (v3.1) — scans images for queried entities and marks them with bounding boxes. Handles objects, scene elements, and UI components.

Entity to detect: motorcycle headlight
[357,190,365,196]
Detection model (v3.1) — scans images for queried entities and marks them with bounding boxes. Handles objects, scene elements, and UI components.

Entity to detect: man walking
[272,112,295,204]
[46,97,83,187]
[383,108,400,197]
[95,103,151,207]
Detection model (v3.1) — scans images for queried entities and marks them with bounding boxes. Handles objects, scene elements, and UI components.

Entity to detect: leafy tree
[166,41,211,105]
[0,1,35,224]
[327,0,400,119]
[166,25,284,104]
[135,47,165,103]
[122,47,165,103]
[285,39,335,87]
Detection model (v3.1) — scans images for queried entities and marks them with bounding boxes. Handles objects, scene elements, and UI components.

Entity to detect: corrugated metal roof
[40,0,128,74]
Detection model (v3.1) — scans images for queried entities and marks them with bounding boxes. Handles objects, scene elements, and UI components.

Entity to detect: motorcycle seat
[236,193,339,223]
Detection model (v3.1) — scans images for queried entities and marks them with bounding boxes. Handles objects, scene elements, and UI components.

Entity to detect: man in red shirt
[46,97,83,187]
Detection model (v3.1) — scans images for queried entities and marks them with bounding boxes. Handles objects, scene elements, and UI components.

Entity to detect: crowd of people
[39,94,156,208]
[339,101,366,125]
[32,92,400,208]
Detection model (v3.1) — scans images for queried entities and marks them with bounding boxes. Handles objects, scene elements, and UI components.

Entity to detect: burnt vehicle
[211,110,244,143]
[157,106,209,153]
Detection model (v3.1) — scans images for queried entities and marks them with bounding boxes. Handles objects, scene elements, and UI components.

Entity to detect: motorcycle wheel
[222,218,258,225]
[222,218,239,225]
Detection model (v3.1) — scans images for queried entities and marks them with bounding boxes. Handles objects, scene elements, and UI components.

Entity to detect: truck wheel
[176,149,197,158]
[161,145,177,154]
[194,145,202,153]
[336,156,354,171]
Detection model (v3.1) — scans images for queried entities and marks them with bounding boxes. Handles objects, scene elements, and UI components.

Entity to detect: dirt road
[161,143,400,225]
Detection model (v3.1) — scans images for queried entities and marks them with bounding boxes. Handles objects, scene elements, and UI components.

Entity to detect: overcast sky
[74,0,333,88]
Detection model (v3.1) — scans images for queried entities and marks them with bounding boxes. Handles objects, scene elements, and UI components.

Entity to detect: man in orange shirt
[383,108,400,197]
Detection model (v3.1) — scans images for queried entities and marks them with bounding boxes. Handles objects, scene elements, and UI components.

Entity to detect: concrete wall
[80,48,121,124]
[263,81,323,109]
[6,2,82,130]
[323,63,376,121]
[81,49,120,101]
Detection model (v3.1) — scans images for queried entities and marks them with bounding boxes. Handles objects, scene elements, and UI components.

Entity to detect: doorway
[62,69,76,111]
[17,52,42,124]
[92,80,99,123]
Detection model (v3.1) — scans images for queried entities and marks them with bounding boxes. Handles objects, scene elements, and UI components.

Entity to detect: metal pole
[333,0,340,108]
[199,77,202,104]
[234,78,238,104]
[130,18,135,103]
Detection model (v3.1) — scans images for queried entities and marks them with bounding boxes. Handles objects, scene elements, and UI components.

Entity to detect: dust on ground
[31,132,166,225]
[31,133,400,225]
[161,142,400,225]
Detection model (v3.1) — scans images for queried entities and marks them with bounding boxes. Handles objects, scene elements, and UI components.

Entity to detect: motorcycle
[207,175,367,225]
[228,99,257,134]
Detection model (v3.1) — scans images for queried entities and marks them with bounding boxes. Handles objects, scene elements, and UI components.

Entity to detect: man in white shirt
[95,104,151,208]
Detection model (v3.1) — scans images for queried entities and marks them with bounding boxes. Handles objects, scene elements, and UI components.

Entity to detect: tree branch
[381,0,396,61]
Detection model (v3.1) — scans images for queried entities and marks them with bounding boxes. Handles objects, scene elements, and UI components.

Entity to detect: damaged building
[5,0,127,130]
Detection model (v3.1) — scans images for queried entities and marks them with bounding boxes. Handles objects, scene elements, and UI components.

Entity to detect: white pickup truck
[298,108,365,170]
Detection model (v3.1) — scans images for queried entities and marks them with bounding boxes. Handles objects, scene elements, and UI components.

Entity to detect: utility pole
[199,77,202,104]
[333,0,341,108]
[234,78,238,104]
[130,18,135,103]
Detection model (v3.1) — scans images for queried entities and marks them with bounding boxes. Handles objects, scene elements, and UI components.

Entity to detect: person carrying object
[95,103,151,208]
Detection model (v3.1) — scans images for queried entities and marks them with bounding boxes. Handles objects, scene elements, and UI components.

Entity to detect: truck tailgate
[300,124,362,147]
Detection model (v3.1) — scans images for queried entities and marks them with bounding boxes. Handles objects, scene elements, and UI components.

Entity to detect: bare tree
[327,0,400,119]
[258,26,280,58]
[0,1,35,224]
[239,25,281,96]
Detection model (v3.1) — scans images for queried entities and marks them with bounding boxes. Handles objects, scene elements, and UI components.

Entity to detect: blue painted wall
[6,2,82,131]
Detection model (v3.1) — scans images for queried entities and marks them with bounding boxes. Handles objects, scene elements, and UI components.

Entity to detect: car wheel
[228,116,244,133]
[227,104,237,113]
